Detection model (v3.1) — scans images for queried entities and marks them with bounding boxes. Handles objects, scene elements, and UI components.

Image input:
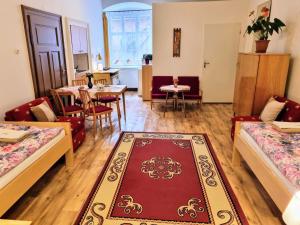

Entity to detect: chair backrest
[5,97,53,121]
[78,88,96,115]
[152,76,173,94]
[50,89,66,116]
[178,76,199,95]
[72,79,87,86]
[94,79,107,85]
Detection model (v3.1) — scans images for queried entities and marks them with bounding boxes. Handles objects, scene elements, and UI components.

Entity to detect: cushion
[64,105,83,113]
[98,96,120,103]
[5,97,53,121]
[182,94,202,100]
[56,116,85,134]
[260,97,286,122]
[279,100,300,122]
[88,105,112,114]
[152,93,167,99]
[30,101,57,122]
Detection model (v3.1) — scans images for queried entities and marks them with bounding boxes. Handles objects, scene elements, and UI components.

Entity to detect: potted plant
[245,7,286,53]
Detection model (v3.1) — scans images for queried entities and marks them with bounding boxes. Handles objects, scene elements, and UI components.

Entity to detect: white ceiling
[102,0,222,10]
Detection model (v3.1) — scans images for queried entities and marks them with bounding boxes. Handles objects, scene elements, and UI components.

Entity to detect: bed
[232,121,300,223]
[0,121,73,219]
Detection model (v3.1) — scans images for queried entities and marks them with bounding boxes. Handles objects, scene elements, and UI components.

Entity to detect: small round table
[159,85,191,117]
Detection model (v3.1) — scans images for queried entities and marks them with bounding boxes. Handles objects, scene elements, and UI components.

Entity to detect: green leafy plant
[246,7,286,40]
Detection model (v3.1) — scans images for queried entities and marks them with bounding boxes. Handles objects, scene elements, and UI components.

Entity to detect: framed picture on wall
[173,28,181,57]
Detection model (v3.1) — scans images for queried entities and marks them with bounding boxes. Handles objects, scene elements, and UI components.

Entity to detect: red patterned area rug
[75,132,248,225]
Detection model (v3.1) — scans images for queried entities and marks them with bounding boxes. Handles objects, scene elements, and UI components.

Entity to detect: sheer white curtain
[106,10,152,68]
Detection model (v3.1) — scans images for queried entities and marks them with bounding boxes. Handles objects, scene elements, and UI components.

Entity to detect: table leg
[182,93,186,117]
[116,96,121,130]
[122,92,126,121]
[173,93,178,110]
[164,92,169,117]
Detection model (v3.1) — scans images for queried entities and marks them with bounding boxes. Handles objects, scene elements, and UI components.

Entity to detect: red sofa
[231,96,300,139]
[5,97,85,150]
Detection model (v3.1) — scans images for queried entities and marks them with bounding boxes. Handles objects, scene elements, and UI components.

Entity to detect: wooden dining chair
[78,88,113,136]
[72,79,87,86]
[94,79,107,85]
[95,92,121,130]
[50,89,84,117]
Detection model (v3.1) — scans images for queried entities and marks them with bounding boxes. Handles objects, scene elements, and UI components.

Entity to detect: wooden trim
[21,5,68,98]
[0,121,73,217]
[0,220,32,225]
[102,13,110,68]
[232,122,293,212]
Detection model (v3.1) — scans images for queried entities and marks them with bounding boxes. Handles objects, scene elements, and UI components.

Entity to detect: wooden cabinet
[70,25,88,54]
[142,65,152,101]
[233,53,290,116]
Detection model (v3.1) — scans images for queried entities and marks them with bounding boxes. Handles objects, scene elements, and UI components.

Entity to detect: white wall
[241,0,300,102]
[152,0,249,77]
[0,0,103,119]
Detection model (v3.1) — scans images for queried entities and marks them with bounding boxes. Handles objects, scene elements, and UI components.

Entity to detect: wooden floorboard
[3,92,283,225]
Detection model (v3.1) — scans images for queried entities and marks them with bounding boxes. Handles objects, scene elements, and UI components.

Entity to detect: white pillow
[30,101,57,122]
[260,97,286,122]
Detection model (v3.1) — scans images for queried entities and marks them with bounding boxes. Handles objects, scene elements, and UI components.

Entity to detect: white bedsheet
[240,128,298,195]
[0,130,65,189]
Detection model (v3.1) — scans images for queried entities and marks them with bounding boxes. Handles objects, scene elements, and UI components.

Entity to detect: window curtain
[103,12,110,68]
[106,10,152,68]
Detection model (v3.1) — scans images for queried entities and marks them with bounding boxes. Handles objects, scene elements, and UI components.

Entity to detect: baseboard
[203,102,233,104]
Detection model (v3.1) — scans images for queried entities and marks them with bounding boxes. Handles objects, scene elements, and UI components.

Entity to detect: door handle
[204,61,210,69]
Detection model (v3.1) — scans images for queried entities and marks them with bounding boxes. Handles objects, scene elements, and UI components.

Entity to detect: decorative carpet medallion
[141,156,182,180]
[75,132,248,225]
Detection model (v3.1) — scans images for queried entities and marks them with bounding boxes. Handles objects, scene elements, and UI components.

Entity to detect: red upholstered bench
[5,97,86,151]
[231,96,300,140]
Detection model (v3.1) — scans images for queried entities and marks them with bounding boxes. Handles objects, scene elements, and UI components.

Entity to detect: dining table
[57,85,127,122]
[160,85,191,117]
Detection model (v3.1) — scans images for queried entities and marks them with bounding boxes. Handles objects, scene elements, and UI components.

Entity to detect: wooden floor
[4,92,283,225]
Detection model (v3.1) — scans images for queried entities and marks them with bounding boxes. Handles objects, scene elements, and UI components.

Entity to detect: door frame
[21,5,68,98]
[65,18,92,80]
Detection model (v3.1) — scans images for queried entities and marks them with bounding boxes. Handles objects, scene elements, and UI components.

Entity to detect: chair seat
[98,96,120,103]
[88,105,112,114]
[64,105,83,113]
[152,93,173,99]
[56,116,85,134]
[182,94,202,100]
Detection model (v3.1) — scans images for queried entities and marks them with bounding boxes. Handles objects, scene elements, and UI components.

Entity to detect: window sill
[112,66,141,69]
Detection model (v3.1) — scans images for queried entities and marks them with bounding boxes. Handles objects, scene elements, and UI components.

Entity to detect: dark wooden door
[22,6,67,98]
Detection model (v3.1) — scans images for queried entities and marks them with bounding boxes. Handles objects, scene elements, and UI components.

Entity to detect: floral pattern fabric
[242,122,300,189]
[0,123,63,177]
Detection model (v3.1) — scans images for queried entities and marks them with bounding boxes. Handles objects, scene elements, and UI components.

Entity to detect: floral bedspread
[0,123,63,178]
[242,122,300,189]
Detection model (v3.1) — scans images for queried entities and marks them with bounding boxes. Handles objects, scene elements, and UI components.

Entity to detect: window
[106,10,152,68]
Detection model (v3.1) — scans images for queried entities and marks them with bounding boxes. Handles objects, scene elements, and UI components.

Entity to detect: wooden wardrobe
[233,53,290,116]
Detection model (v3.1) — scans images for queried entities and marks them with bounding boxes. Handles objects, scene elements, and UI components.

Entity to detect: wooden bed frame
[0,121,74,219]
[232,122,293,213]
